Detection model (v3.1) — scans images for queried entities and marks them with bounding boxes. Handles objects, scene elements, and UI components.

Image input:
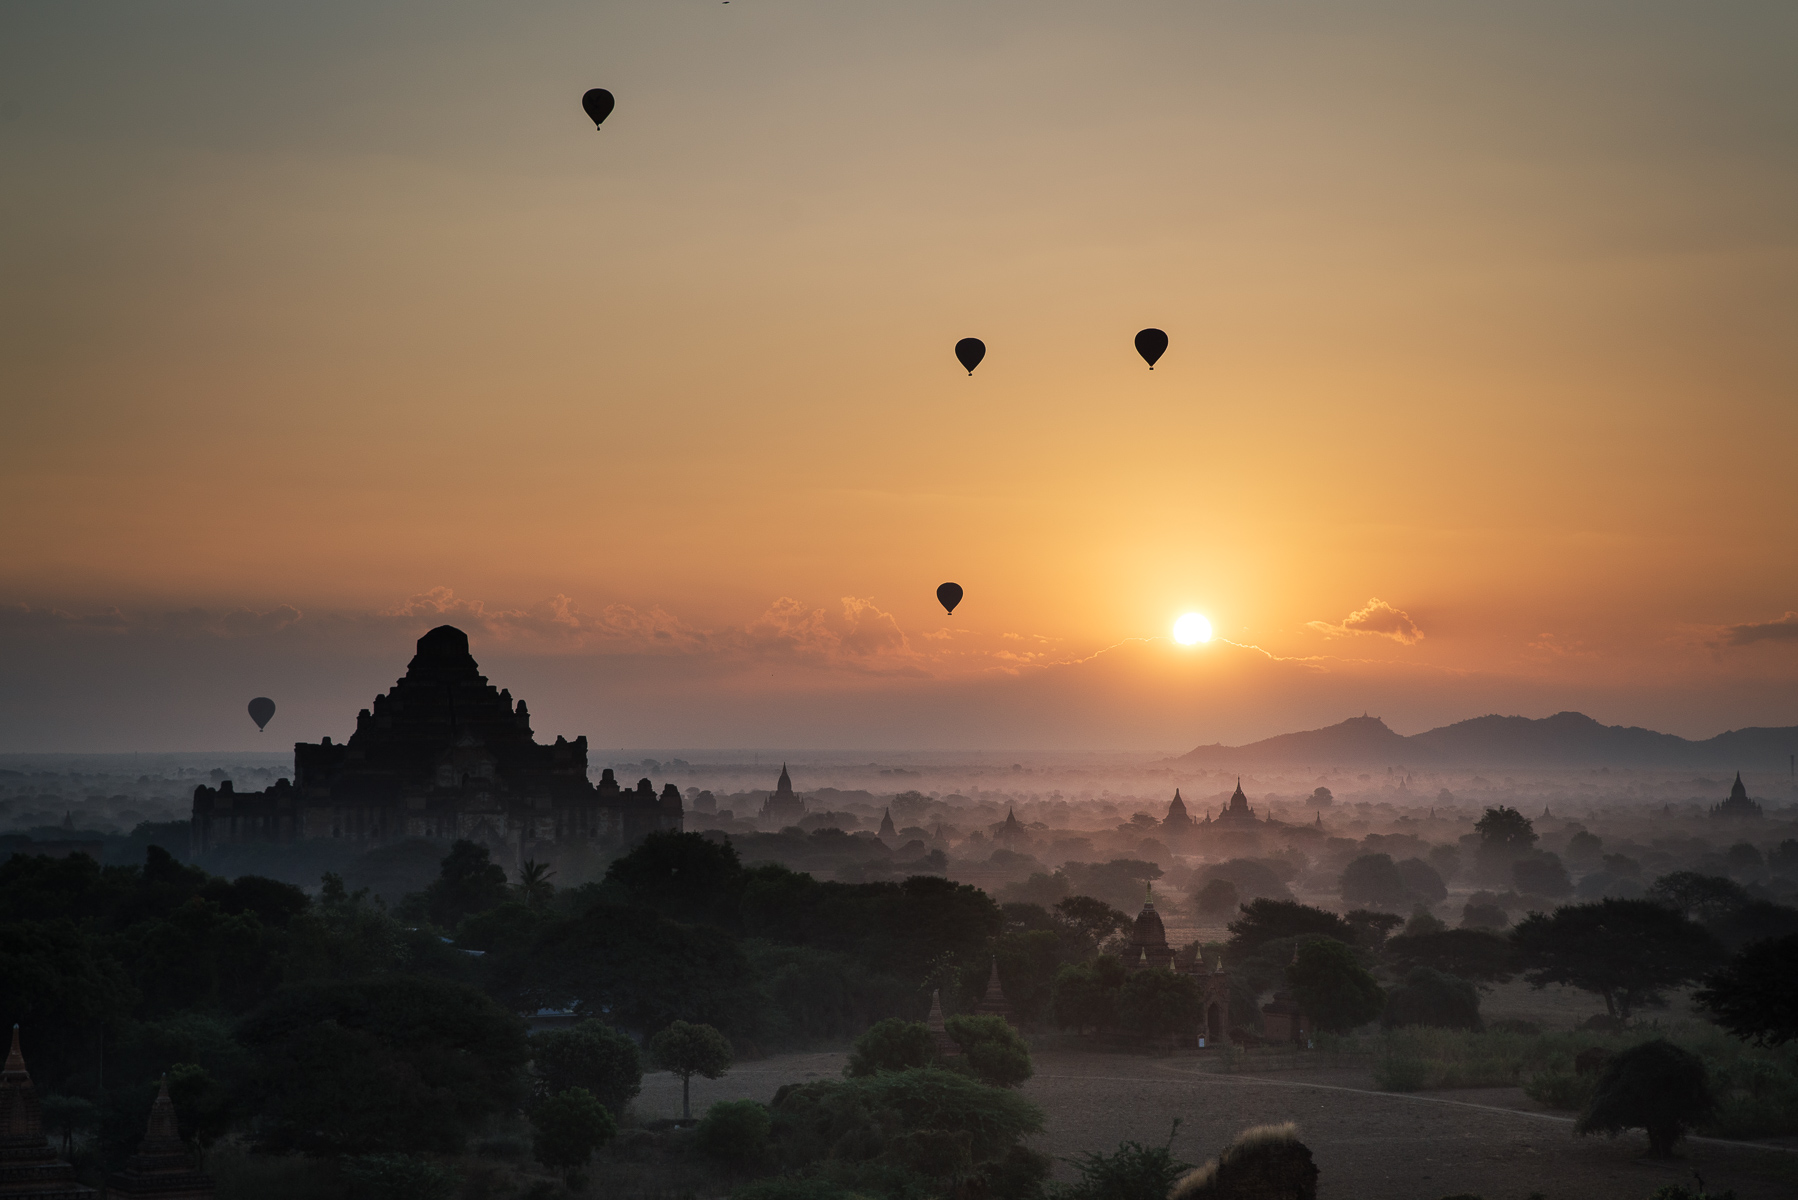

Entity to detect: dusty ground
[638,1047,1797,1200]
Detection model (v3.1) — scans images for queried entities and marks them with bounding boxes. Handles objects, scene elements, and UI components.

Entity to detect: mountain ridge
[1177,711,1798,769]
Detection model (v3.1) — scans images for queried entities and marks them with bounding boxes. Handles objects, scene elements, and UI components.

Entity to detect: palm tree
[517,859,557,909]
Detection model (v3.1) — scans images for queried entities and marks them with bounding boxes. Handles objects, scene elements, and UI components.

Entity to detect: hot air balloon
[954,338,985,375]
[1135,328,1168,369]
[936,582,963,615]
[581,88,615,129]
[248,697,276,732]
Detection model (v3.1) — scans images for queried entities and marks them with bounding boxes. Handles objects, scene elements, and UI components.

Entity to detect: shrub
[1576,1039,1714,1156]
[1060,1120,1192,1200]
[945,1014,1033,1087]
[1374,1055,1431,1092]
[696,1099,773,1169]
[845,1018,937,1077]
[768,1066,1043,1166]
[529,1019,642,1115]
[1170,1122,1317,1200]
[1521,1068,1592,1111]
[1381,968,1482,1032]
[338,1154,461,1200]
[530,1087,616,1174]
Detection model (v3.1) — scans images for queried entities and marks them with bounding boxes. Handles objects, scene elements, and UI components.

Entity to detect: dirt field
[638,1046,1798,1200]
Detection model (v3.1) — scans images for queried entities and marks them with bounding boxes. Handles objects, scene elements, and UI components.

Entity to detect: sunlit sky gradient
[3,2,1796,751]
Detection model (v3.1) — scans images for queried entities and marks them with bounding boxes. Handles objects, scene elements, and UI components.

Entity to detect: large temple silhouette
[191,625,682,867]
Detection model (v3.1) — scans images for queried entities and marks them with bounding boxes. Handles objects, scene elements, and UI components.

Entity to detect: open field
[638,1045,1798,1200]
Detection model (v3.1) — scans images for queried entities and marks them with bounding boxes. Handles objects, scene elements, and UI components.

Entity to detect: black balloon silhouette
[581,88,615,129]
[954,338,985,375]
[247,697,276,732]
[936,582,963,615]
[1135,328,1168,369]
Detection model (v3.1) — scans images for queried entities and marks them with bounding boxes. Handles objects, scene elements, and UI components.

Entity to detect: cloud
[1721,612,1798,646]
[741,596,920,673]
[1307,598,1424,645]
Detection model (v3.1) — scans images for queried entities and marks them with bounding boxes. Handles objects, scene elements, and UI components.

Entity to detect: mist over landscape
[5,3,1798,1200]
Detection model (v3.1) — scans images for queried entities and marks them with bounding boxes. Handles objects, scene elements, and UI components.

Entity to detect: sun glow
[1173,613,1212,645]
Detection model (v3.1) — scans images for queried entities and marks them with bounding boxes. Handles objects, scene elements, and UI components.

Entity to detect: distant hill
[1177,712,1798,769]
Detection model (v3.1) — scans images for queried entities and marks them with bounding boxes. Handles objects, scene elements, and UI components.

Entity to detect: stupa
[105,1079,214,1199]
[0,1025,94,1198]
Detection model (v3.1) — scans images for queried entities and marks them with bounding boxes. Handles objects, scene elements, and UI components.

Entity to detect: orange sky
[3,2,1796,750]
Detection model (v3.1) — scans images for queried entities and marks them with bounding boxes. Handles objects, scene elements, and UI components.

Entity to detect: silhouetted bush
[945,1013,1033,1087]
[1382,968,1482,1032]
[1060,1120,1193,1200]
[696,1099,773,1169]
[1288,939,1384,1033]
[1170,1122,1318,1200]
[529,1019,641,1115]
[845,1017,937,1076]
[1576,1039,1714,1156]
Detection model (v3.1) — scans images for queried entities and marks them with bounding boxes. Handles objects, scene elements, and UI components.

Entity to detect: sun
[1173,612,1212,645]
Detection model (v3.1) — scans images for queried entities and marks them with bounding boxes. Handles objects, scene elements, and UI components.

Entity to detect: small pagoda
[975,961,1015,1025]
[0,1025,94,1198]
[106,1078,215,1200]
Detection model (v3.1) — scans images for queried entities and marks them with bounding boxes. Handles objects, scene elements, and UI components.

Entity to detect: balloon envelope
[936,582,964,615]
[248,697,276,731]
[581,88,615,128]
[1135,328,1168,369]
[954,338,986,375]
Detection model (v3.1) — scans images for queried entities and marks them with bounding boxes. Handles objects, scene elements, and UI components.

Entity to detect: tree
[530,1020,642,1116]
[1648,872,1749,923]
[1344,910,1405,948]
[1381,967,1482,1031]
[649,1020,733,1120]
[409,841,510,931]
[605,831,744,925]
[1512,899,1722,1019]
[1576,1039,1714,1156]
[1050,958,1124,1035]
[1308,787,1333,807]
[1566,830,1603,864]
[1054,896,1131,949]
[1192,879,1239,919]
[993,928,1065,1026]
[1286,939,1384,1033]
[236,976,528,1154]
[490,902,767,1039]
[515,860,556,910]
[944,1013,1033,1088]
[1383,928,1517,986]
[1340,855,1408,908]
[1117,968,1204,1042]
[530,1087,616,1179]
[695,1099,772,1170]
[844,1018,937,1076]
[1395,859,1447,904]
[1694,932,1798,1045]
[1200,859,1291,903]
[1225,899,1354,958]
[1512,852,1573,897]
[1475,807,1537,851]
